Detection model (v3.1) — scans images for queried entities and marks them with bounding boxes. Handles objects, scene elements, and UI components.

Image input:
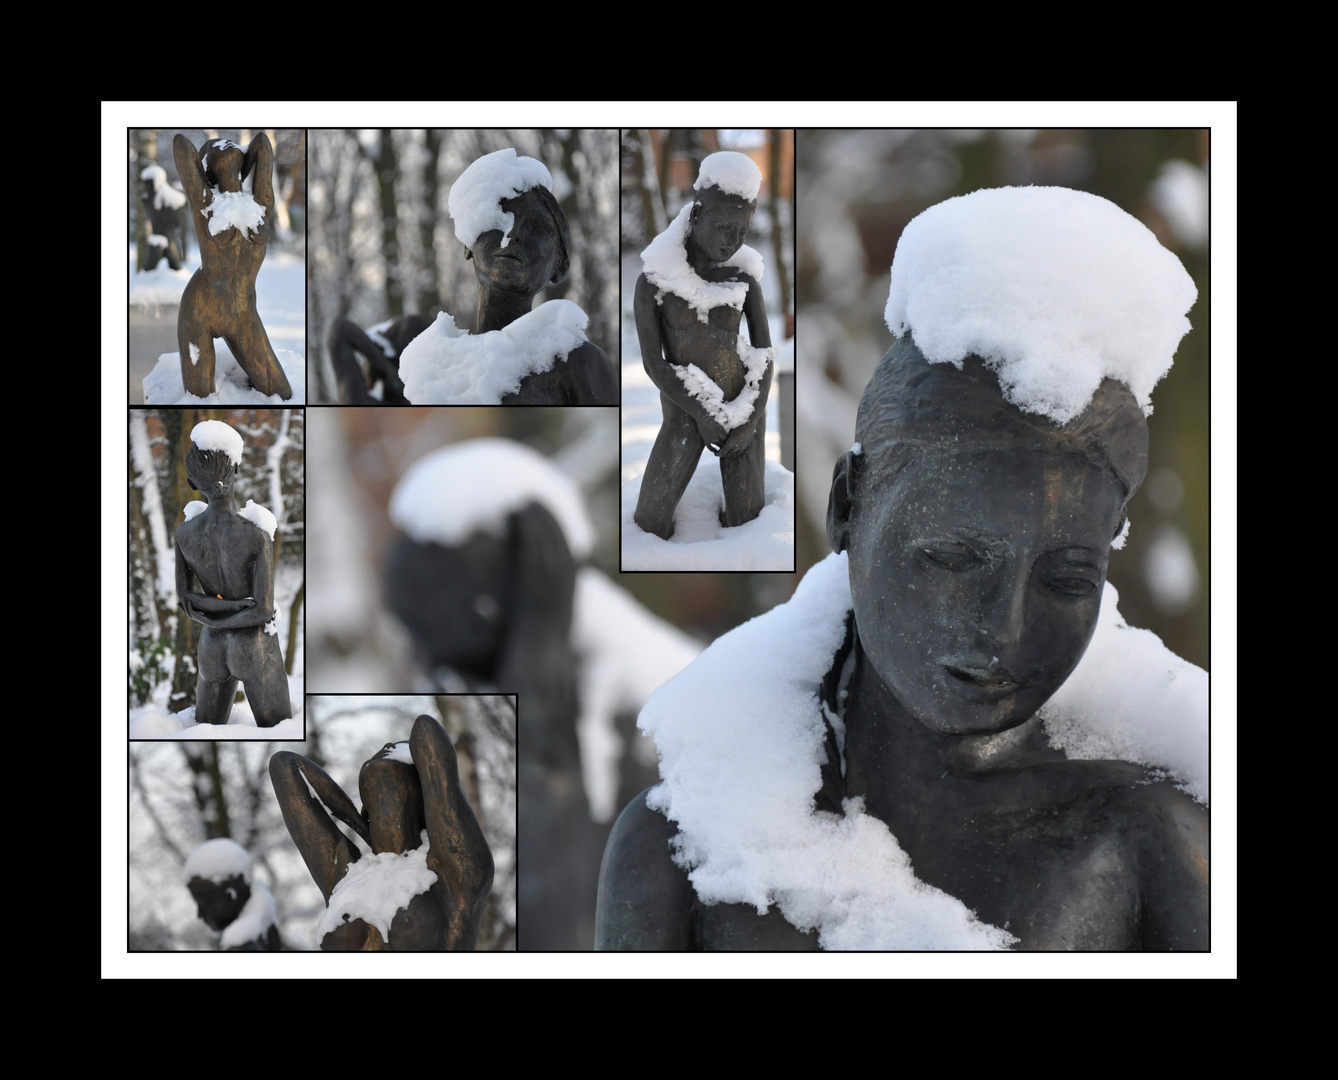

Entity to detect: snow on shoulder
[399,300,589,404]
[448,147,553,250]
[239,499,277,540]
[190,419,244,465]
[695,150,762,202]
[184,838,251,883]
[885,186,1197,423]
[639,552,1209,949]
[389,437,593,559]
[641,204,765,323]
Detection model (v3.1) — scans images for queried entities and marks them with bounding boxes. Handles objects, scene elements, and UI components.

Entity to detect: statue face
[846,446,1123,736]
[188,874,250,931]
[470,191,561,294]
[689,199,755,263]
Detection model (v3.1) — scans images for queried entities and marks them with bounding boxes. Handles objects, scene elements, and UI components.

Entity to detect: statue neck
[204,489,239,516]
[475,284,538,334]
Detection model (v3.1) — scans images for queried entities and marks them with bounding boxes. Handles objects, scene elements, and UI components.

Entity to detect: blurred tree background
[795,129,1211,671]
[306,129,619,403]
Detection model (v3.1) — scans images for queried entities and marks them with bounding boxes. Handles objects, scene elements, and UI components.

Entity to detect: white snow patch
[143,345,305,404]
[695,150,762,202]
[148,234,168,249]
[447,148,553,250]
[189,342,200,365]
[183,500,206,521]
[399,300,588,404]
[201,188,266,239]
[389,437,594,559]
[641,203,764,322]
[184,837,252,883]
[366,319,398,358]
[621,458,794,571]
[673,337,773,431]
[190,419,244,465]
[218,879,278,950]
[317,830,437,944]
[884,186,1197,423]
[383,741,414,765]
[239,499,277,541]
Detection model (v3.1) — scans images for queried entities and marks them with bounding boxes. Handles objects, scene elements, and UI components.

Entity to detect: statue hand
[697,415,728,448]
[718,426,753,458]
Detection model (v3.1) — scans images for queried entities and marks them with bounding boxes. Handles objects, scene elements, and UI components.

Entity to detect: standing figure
[397,148,616,404]
[633,151,774,540]
[174,420,291,726]
[173,133,293,400]
[184,838,282,950]
[139,164,187,271]
[269,714,494,951]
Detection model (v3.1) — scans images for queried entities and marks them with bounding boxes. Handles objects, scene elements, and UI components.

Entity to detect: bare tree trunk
[369,130,404,318]
[181,744,232,839]
[419,130,442,315]
[133,130,158,272]
[769,130,792,321]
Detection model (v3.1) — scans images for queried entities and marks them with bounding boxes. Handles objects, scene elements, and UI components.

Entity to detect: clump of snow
[694,151,762,202]
[142,164,187,209]
[640,204,764,322]
[673,338,774,431]
[201,189,266,239]
[399,301,588,404]
[621,458,794,571]
[447,148,553,250]
[218,879,278,950]
[148,234,168,249]
[1041,581,1209,802]
[640,552,1209,948]
[316,830,437,944]
[143,345,306,404]
[850,441,862,456]
[190,420,244,465]
[183,500,206,521]
[884,186,1197,423]
[1111,515,1131,550]
[189,343,200,365]
[389,437,594,558]
[184,837,252,883]
[571,568,703,822]
[239,499,277,541]
[383,741,414,765]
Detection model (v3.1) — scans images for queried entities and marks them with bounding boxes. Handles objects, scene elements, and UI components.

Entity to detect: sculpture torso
[658,285,747,400]
[175,508,264,608]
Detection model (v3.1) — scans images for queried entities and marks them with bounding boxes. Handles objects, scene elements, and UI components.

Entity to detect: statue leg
[226,629,291,727]
[166,238,183,271]
[194,629,236,724]
[143,244,161,272]
[226,310,292,400]
[634,396,705,540]
[177,281,216,398]
[720,411,768,527]
[327,319,376,404]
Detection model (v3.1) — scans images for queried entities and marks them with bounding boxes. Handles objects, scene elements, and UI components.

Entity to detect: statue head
[359,742,427,855]
[688,151,762,265]
[827,338,1148,738]
[185,445,237,499]
[200,138,247,193]
[184,837,253,932]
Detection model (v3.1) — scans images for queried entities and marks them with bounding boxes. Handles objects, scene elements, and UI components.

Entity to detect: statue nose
[975,558,1029,650]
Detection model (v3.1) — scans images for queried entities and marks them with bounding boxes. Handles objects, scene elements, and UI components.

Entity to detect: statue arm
[595,790,696,950]
[172,134,208,213]
[634,274,727,443]
[568,341,618,405]
[187,536,277,629]
[410,715,494,947]
[269,751,370,901]
[242,132,275,212]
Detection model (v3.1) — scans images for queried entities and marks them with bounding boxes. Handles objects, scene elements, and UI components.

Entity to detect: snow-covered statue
[174,420,291,726]
[397,148,617,404]
[597,186,1209,951]
[326,314,426,404]
[632,151,775,540]
[172,134,293,401]
[139,164,187,271]
[269,715,494,951]
[382,439,598,948]
[185,838,282,950]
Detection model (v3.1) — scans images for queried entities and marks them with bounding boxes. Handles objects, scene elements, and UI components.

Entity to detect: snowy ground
[620,252,793,571]
[129,246,307,404]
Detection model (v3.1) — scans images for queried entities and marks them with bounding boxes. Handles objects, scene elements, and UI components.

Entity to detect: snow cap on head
[141,164,166,188]
[694,151,762,203]
[184,838,252,884]
[389,438,593,559]
[448,148,554,249]
[884,186,1198,424]
[190,420,244,465]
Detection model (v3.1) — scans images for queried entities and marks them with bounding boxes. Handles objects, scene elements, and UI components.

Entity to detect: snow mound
[239,499,277,541]
[695,151,762,202]
[316,830,437,943]
[884,186,1197,423]
[202,189,266,239]
[621,458,793,571]
[641,203,764,322]
[389,437,594,559]
[219,879,278,950]
[130,263,193,306]
[448,147,553,250]
[190,419,244,465]
[144,346,305,404]
[185,838,251,883]
[399,300,587,404]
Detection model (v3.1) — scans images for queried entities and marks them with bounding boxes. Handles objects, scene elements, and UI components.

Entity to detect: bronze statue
[633,151,773,540]
[173,134,292,401]
[397,148,616,405]
[174,421,291,726]
[184,838,281,951]
[269,715,494,951]
[140,165,186,271]
[326,315,426,404]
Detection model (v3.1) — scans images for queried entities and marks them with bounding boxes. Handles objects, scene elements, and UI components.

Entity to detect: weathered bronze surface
[173,134,292,400]
[269,715,494,951]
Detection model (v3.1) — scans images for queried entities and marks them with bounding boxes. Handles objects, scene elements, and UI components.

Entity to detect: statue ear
[826,451,858,554]
[464,246,473,262]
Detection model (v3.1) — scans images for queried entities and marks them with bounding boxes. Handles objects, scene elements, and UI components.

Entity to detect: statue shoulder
[595,788,696,950]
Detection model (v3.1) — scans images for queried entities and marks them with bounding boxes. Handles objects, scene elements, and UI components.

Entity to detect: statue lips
[943,662,1021,702]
